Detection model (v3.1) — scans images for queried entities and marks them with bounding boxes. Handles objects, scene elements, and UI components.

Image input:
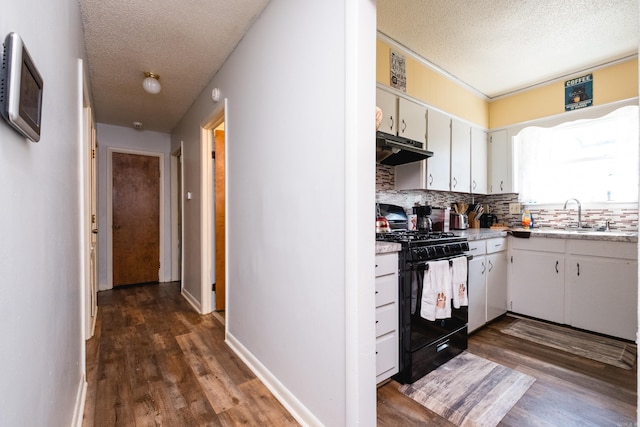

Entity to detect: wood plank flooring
[82,282,299,426]
[84,283,637,426]
[378,316,637,426]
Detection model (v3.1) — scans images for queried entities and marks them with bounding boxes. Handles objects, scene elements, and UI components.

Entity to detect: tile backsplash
[376,163,638,231]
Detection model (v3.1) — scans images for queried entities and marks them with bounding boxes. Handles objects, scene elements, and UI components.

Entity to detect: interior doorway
[171,146,183,283]
[214,127,225,311]
[111,151,161,286]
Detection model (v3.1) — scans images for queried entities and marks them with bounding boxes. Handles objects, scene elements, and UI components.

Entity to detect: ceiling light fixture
[142,72,161,94]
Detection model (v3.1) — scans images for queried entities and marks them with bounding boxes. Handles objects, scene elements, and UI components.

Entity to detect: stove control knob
[427,247,436,258]
[436,246,445,256]
[461,242,469,252]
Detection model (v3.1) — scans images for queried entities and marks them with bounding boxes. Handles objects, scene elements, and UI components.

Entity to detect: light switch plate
[509,202,521,214]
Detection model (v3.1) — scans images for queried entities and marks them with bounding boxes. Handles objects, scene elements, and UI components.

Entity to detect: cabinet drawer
[376,333,398,376]
[375,253,397,277]
[376,274,397,307]
[376,303,397,337]
[486,237,506,254]
[467,240,486,255]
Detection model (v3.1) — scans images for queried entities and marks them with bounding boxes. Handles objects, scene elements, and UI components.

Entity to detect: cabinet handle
[500,180,504,191]
[472,180,477,190]
[401,119,407,133]
[481,262,485,274]
[577,263,580,276]
[452,177,457,188]
[510,255,513,263]
[555,260,559,274]
[488,260,493,272]
[428,174,433,186]
[389,116,394,131]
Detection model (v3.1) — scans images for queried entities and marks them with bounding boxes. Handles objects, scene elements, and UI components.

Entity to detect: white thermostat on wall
[0,32,44,142]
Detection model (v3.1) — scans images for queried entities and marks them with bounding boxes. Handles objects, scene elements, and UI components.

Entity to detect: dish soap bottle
[521,209,532,230]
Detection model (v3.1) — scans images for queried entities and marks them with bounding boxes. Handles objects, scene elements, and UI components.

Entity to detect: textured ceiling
[79,1,638,134]
[79,0,269,133]
[378,0,639,98]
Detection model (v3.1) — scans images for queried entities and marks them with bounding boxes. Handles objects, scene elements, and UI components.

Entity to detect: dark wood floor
[83,282,637,426]
[378,316,638,426]
[82,282,299,426]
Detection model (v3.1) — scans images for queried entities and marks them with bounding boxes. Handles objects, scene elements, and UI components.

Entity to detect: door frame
[200,99,227,314]
[106,147,166,288]
[170,144,183,283]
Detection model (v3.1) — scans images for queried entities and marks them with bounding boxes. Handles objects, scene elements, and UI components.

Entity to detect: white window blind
[514,105,639,203]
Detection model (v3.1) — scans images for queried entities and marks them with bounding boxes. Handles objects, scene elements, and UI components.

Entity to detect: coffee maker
[412,205,433,232]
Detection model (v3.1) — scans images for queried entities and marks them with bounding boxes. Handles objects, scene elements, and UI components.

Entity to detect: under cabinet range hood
[376,131,433,166]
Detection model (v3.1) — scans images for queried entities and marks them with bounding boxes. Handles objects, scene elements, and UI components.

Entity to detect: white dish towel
[430,259,451,320]
[451,255,469,308]
[419,265,436,321]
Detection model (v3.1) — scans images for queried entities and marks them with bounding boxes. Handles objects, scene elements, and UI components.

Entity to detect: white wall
[0,1,88,425]
[95,123,173,289]
[171,1,376,425]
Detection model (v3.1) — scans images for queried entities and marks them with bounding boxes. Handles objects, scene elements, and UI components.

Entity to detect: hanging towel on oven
[419,265,436,321]
[451,255,468,308]
[421,259,451,320]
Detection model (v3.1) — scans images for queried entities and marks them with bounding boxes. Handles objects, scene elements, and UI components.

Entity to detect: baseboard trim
[71,375,88,427]
[226,332,322,427]
[181,287,202,313]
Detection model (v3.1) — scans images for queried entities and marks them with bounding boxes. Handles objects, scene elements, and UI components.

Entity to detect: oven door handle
[410,254,473,270]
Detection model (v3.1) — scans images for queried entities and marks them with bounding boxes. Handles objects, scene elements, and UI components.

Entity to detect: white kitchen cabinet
[488,129,511,194]
[468,237,507,332]
[398,97,427,144]
[376,88,397,135]
[450,119,471,193]
[467,241,487,332]
[425,107,451,191]
[471,127,488,194]
[565,240,637,341]
[375,252,399,384]
[486,238,508,322]
[509,238,565,324]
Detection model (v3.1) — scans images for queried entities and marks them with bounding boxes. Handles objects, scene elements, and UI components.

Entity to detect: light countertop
[376,241,402,254]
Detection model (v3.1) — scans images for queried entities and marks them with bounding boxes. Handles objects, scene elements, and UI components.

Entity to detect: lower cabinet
[509,237,638,341]
[509,238,565,324]
[467,237,507,332]
[375,252,399,384]
[566,240,637,341]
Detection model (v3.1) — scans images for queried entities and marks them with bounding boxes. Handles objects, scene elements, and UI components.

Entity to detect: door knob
[92,229,98,234]
[113,225,121,230]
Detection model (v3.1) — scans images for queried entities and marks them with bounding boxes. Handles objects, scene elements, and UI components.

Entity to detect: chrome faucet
[563,198,582,228]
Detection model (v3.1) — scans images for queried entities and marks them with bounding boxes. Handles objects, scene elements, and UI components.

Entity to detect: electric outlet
[509,203,522,214]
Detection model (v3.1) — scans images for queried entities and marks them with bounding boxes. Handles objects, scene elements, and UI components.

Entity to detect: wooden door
[112,152,160,286]
[215,130,225,310]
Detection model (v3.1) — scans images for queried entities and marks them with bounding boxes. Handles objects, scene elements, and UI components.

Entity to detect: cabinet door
[468,256,486,332]
[471,128,488,194]
[398,97,427,144]
[489,129,510,194]
[567,256,637,341]
[426,108,451,191]
[486,252,508,321]
[450,119,471,193]
[376,88,397,134]
[509,250,564,323]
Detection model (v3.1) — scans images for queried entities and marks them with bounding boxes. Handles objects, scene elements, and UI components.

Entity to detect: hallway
[82,282,299,426]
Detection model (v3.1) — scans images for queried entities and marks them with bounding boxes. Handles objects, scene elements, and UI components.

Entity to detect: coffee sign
[565,73,593,111]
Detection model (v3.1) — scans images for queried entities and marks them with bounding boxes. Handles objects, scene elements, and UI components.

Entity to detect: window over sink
[514,105,639,204]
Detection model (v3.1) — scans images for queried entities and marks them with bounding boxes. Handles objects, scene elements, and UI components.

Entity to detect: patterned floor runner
[501,318,637,370]
[399,352,535,427]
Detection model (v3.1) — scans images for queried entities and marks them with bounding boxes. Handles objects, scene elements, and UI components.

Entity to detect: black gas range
[376,230,471,384]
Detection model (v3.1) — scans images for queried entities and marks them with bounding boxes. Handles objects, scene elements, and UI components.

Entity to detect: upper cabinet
[376,88,398,135]
[470,128,488,194]
[488,129,511,194]
[425,107,451,191]
[450,119,470,193]
[397,98,427,144]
